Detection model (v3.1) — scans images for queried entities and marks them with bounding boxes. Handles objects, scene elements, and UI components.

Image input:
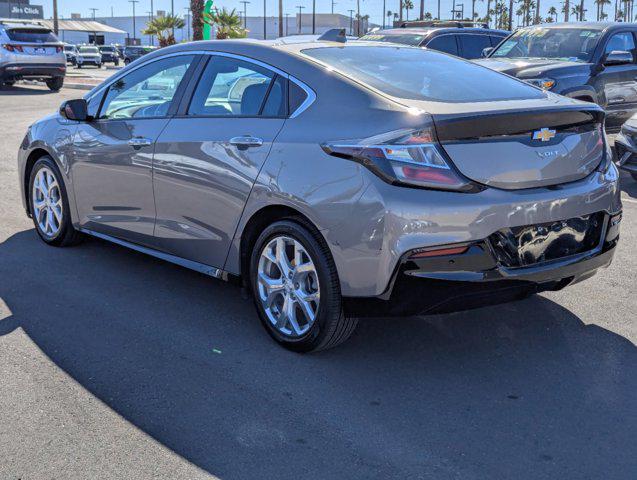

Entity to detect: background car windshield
[491,27,601,62]
[302,46,544,102]
[100,47,115,52]
[359,33,426,46]
[79,46,99,53]
[6,28,58,43]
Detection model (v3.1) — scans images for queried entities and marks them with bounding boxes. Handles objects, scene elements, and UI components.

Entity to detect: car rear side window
[289,81,308,114]
[188,56,283,117]
[458,34,492,59]
[302,46,544,103]
[425,35,459,56]
[6,28,58,43]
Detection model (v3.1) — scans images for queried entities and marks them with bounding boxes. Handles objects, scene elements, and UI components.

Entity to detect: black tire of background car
[250,218,358,353]
[28,156,83,247]
[46,78,64,92]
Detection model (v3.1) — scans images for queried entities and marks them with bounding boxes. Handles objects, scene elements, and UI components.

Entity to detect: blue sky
[37,0,601,29]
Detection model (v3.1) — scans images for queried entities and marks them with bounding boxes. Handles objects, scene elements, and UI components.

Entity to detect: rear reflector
[408,245,469,259]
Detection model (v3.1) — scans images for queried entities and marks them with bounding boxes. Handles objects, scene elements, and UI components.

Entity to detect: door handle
[229,135,264,148]
[128,137,152,149]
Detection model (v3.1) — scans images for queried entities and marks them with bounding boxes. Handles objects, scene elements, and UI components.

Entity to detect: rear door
[151,54,288,268]
[71,54,197,243]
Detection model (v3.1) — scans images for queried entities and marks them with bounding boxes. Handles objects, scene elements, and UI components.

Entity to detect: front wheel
[28,156,82,247]
[250,219,357,352]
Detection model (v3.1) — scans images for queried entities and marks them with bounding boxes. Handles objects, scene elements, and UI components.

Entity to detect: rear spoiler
[432,106,605,141]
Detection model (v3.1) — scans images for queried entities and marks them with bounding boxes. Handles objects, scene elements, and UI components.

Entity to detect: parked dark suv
[476,22,637,132]
[98,45,120,66]
[360,21,509,59]
[123,45,156,65]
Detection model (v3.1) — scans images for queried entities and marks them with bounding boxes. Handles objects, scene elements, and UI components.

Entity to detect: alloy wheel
[257,235,321,337]
[32,167,63,238]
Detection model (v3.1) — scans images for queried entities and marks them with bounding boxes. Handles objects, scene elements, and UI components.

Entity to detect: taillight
[322,128,477,192]
[3,44,23,52]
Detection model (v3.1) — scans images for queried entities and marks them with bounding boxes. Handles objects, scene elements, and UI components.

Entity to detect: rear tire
[28,156,83,247]
[250,218,357,352]
[124,58,131,65]
[46,77,63,91]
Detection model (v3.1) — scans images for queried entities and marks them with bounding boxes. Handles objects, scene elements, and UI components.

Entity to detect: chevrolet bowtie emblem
[532,128,556,142]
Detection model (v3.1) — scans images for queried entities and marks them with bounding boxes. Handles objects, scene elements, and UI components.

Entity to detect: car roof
[520,21,634,31]
[369,27,509,35]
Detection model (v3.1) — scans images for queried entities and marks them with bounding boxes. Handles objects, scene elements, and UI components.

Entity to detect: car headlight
[524,77,556,90]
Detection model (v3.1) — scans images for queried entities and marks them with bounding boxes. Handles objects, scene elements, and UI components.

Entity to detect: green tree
[404,0,414,19]
[204,7,247,39]
[547,5,557,20]
[142,14,185,47]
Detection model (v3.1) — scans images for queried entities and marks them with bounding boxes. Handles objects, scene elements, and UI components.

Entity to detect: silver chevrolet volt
[17,35,622,351]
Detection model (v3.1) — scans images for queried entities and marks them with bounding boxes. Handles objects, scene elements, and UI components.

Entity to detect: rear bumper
[343,211,621,317]
[1,63,66,80]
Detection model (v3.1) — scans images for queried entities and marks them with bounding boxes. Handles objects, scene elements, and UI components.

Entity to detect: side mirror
[59,99,88,121]
[603,50,633,66]
[482,47,494,58]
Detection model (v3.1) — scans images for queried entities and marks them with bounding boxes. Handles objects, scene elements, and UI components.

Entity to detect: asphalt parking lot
[1,84,636,479]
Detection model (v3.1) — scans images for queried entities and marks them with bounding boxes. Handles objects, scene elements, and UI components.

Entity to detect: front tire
[250,219,357,352]
[28,156,82,247]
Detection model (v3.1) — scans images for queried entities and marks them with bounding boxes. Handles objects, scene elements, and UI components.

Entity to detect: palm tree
[404,0,414,19]
[420,0,425,19]
[471,0,483,22]
[142,14,185,47]
[534,0,540,23]
[544,14,554,20]
[387,9,393,26]
[516,6,524,24]
[571,3,583,18]
[424,11,433,18]
[548,5,558,19]
[399,0,403,21]
[191,0,204,40]
[205,7,247,39]
[563,0,570,20]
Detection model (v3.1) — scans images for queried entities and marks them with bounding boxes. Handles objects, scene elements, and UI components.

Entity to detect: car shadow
[1,229,636,480]
[620,170,637,199]
[0,84,56,95]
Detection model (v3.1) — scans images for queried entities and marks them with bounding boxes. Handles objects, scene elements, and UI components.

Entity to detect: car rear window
[6,28,58,43]
[301,46,544,103]
[359,33,426,46]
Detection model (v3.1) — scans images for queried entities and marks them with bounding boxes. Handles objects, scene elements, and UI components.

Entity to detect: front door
[152,55,287,268]
[71,54,196,244]
[593,31,637,131]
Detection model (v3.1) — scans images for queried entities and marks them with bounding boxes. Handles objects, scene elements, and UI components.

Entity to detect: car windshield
[301,45,544,103]
[6,28,58,43]
[491,27,602,62]
[359,32,427,46]
[79,46,99,53]
[100,47,115,52]
[64,45,75,51]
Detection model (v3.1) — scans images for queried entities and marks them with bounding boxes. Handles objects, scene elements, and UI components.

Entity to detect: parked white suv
[75,45,102,68]
[0,20,66,91]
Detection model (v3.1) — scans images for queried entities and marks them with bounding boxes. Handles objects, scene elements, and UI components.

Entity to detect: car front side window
[604,32,636,62]
[98,55,194,120]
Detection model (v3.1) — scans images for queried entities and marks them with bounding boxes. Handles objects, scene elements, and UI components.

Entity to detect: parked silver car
[0,20,66,91]
[17,38,622,351]
[75,45,102,68]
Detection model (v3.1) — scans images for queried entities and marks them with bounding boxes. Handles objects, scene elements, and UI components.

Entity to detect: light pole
[356,0,360,36]
[332,0,336,13]
[382,0,386,26]
[296,5,305,33]
[279,0,283,37]
[240,1,250,29]
[129,0,139,45]
[312,0,316,34]
[89,8,98,19]
[53,0,59,35]
[150,0,154,45]
[348,9,354,34]
[263,0,266,39]
[184,7,191,41]
[171,0,175,37]
[285,12,290,35]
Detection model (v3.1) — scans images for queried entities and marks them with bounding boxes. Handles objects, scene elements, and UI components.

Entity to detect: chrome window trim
[86,49,316,119]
